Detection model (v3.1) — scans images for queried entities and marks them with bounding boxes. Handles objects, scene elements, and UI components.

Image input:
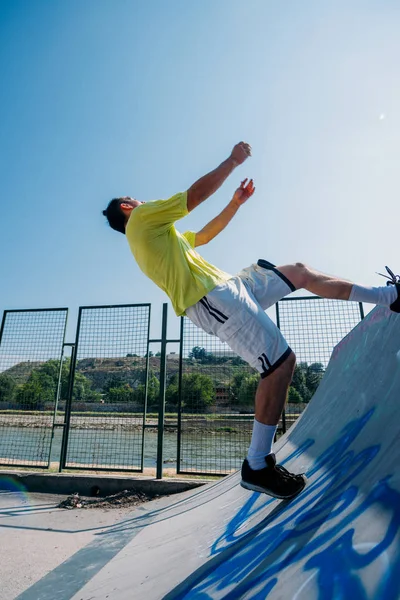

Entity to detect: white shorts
[185,260,296,378]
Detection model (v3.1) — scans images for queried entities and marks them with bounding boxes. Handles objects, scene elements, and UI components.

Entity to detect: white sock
[349,284,397,307]
[247,420,277,470]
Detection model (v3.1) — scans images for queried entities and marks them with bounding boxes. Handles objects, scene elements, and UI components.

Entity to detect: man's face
[122,197,142,210]
[120,197,144,220]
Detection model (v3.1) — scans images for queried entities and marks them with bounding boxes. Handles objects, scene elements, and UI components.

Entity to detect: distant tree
[288,387,303,404]
[14,359,101,408]
[296,362,325,400]
[181,373,214,412]
[106,384,133,404]
[230,372,249,402]
[305,367,324,396]
[204,354,230,364]
[237,374,259,407]
[144,374,160,407]
[165,374,179,407]
[144,351,154,358]
[15,368,57,409]
[133,372,160,408]
[291,365,311,403]
[71,371,101,402]
[231,356,247,366]
[188,346,208,361]
[15,374,44,409]
[103,375,125,394]
[0,374,16,403]
[201,353,216,364]
[34,359,65,396]
[168,373,179,386]
[306,363,325,394]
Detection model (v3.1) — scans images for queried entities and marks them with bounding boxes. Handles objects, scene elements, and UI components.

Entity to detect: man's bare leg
[276,263,399,309]
[242,351,307,497]
[246,352,296,470]
[255,352,296,425]
[277,263,352,299]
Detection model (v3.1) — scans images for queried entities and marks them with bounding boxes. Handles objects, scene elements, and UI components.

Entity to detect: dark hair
[102,198,127,234]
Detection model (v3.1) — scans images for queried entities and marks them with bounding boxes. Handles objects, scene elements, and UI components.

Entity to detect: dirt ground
[57,488,156,510]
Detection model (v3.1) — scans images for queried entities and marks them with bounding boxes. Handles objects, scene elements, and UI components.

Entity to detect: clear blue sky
[1,0,399,342]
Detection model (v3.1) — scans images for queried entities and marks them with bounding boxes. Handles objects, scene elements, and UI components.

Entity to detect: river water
[0,426,251,473]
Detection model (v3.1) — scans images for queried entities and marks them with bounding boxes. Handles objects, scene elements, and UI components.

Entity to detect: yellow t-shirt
[125,192,232,316]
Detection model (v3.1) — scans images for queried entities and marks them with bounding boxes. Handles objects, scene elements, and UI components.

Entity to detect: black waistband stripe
[257,259,297,293]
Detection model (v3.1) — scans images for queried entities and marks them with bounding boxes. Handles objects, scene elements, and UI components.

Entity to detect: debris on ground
[57,490,157,510]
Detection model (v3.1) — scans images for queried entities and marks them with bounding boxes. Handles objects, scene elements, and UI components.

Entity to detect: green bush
[288,387,303,404]
[0,374,16,403]
[181,373,215,412]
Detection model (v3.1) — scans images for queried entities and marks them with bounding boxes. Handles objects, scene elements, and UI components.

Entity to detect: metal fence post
[156,303,168,479]
[59,306,82,472]
[59,342,77,471]
[276,302,287,434]
[176,317,184,474]
[0,311,6,345]
[359,302,365,320]
[141,305,152,472]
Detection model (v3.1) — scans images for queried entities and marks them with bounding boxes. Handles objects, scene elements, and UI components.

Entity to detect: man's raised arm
[194,179,255,247]
[186,142,251,212]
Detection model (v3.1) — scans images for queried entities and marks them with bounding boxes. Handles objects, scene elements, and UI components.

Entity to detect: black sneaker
[240,453,307,499]
[377,266,400,313]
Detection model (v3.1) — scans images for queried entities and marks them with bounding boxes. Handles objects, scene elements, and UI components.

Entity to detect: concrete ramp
[20,308,400,600]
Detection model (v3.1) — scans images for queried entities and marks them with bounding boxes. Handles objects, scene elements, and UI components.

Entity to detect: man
[103,142,400,499]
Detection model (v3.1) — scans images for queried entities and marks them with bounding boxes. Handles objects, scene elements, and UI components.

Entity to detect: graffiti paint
[168,409,400,599]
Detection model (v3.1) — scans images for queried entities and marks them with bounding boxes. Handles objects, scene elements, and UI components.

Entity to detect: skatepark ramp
[18,307,400,600]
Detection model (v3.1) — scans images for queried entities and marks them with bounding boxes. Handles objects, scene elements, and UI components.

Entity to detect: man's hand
[232,179,255,206]
[230,142,252,166]
[194,178,255,246]
[187,142,252,212]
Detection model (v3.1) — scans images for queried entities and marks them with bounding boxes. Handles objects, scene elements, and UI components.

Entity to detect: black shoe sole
[390,283,400,313]
[240,475,307,499]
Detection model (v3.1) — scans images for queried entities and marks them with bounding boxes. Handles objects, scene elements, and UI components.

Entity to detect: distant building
[216,385,230,403]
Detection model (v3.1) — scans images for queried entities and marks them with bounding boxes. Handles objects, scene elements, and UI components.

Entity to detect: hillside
[2,355,252,392]
[2,361,44,385]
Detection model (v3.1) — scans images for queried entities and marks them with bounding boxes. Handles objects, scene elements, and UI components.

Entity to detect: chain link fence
[177,298,364,475]
[276,298,364,433]
[0,309,68,467]
[0,298,364,475]
[177,317,254,475]
[62,304,151,472]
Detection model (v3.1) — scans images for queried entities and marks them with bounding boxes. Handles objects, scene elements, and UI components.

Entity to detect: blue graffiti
[210,409,376,556]
[304,478,400,600]
[168,409,400,599]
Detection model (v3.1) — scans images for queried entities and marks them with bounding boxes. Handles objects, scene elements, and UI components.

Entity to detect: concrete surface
[2,307,400,599]
[0,491,140,600]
